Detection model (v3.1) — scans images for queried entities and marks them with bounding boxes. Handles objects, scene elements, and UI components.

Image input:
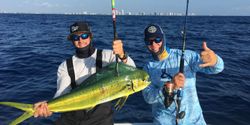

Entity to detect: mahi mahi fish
[0,62,150,125]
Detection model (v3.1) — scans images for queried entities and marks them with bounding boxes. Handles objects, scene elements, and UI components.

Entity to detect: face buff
[156,47,169,61]
[150,41,170,61]
[75,43,95,58]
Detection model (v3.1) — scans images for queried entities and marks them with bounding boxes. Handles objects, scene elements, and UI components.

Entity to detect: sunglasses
[145,37,162,45]
[71,33,89,41]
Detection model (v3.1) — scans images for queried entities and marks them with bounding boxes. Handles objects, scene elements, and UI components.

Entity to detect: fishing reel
[163,81,175,108]
[163,82,186,119]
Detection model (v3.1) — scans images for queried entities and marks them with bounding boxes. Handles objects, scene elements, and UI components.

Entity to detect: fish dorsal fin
[75,63,117,89]
[114,96,128,111]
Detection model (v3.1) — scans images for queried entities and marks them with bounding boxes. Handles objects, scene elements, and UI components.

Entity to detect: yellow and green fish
[0,62,150,125]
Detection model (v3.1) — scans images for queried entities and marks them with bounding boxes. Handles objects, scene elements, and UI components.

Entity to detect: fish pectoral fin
[114,96,128,111]
[10,112,33,125]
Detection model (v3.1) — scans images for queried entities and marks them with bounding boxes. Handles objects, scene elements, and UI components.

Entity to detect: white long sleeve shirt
[54,49,136,98]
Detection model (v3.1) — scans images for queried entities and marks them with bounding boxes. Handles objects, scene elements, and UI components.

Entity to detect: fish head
[131,70,150,92]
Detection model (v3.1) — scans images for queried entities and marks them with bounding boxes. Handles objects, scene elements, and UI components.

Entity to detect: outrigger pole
[111,0,119,76]
[176,0,190,124]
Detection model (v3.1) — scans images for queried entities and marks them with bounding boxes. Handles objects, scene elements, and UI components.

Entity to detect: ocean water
[0,14,250,125]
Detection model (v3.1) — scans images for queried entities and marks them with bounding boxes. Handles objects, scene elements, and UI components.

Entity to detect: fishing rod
[176,0,190,124]
[111,0,119,76]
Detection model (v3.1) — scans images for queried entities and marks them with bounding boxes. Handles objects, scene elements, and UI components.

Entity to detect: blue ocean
[0,14,249,125]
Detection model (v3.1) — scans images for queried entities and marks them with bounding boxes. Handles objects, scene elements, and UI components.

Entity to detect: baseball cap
[144,24,164,41]
[69,21,91,34]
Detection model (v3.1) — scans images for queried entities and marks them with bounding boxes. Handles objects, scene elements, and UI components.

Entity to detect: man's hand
[33,101,52,118]
[113,39,124,57]
[172,73,185,89]
[199,41,218,68]
[113,39,127,62]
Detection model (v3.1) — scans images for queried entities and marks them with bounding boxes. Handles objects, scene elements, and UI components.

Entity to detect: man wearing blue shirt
[142,24,224,125]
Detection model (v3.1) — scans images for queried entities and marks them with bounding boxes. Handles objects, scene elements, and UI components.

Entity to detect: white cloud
[40,2,58,8]
[232,5,250,11]
[41,2,52,7]
[20,0,60,8]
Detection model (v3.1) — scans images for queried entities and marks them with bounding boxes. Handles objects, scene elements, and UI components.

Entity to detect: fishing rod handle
[179,52,185,73]
[112,21,118,40]
[177,88,183,98]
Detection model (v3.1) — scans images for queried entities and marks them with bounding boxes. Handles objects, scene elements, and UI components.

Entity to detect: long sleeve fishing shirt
[142,49,224,125]
[54,49,135,98]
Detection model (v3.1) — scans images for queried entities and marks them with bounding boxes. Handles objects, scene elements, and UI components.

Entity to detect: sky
[0,0,250,16]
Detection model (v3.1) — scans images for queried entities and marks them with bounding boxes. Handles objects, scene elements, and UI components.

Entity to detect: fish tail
[0,102,34,125]
[9,112,33,125]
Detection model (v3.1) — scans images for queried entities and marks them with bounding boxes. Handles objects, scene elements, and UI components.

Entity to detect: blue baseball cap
[144,24,164,41]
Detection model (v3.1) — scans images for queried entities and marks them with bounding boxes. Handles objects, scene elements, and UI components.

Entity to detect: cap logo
[71,26,79,32]
[148,26,157,33]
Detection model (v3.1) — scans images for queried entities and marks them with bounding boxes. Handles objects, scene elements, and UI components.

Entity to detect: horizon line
[0,12,250,17]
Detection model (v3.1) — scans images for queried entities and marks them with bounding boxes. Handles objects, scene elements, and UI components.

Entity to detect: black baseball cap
[69,21,91,34]
[68,21,92,41]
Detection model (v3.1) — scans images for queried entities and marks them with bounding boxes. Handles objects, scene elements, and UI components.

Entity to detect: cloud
[40,2,52,7]
[232,5,250,11]
[40,2,57,8]
[20,0,60,8]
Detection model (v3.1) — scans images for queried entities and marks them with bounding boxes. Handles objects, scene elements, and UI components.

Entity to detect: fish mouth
[144,79,151,86]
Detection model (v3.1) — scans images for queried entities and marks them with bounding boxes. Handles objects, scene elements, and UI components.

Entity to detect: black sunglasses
[71,33,89,41]
[145,37,162,45]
